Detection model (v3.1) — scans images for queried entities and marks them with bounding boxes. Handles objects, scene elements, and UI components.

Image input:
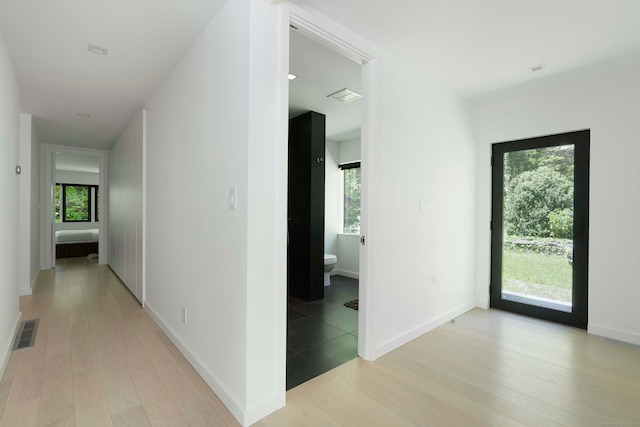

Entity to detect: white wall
[109,110,143,302]
[18,113,41,296]
[0,30,21,379]
[54,170,100,231]
[369,56,476,357]
[144,1,288,425]
[339,137,361,164]
[324,139,340,255]
[472,53,640,346]
[56,170,99,185]
[336,234,359,278]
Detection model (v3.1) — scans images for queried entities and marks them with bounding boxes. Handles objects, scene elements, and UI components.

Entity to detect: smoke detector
[528,63,547,73]
[327,88,361,103]
[88,44,109,56]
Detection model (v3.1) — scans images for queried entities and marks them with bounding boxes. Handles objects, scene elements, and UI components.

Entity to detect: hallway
[0,258,238,426]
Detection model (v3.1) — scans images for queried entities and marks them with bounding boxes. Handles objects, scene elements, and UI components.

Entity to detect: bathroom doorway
[286,24,366,389]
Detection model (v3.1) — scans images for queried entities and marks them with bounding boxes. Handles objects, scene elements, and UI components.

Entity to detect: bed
[55,229,99,258]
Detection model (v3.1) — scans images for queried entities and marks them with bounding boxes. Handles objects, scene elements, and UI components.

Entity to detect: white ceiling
[0,0,227,149]
[289,29,362,141]
[291,0,640,97]
[2,0,640,150]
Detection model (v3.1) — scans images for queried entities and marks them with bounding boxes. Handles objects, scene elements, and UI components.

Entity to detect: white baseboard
[20,269,43,296]
[31,270,40,287]
[145,303,260,426]
[331,269,359,279]
[0,312,22,381]
[588,323,640,346]
[371,301,476,360]
[475,292,489,309]
[244,394,286,427]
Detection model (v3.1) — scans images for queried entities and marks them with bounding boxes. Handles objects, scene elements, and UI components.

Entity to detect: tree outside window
[55,184,61,223]
[55,183,98,222]
[341,162,361,234]
[64,185,90,221]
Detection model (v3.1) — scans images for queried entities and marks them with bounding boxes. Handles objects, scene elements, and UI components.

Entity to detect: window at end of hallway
[341,162,361,234]
[55,183,99,223]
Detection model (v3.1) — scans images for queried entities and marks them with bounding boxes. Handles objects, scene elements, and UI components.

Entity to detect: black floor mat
[343,299,359,310]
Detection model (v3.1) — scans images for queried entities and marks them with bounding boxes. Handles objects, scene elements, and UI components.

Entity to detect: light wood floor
[0,258,239,427]
[258,309,640,426]
[3,259,640,426]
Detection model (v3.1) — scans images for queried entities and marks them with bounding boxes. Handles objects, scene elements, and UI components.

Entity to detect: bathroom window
[340,162,361,234]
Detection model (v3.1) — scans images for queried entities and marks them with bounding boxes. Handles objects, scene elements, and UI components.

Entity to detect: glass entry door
[490,130,589,328]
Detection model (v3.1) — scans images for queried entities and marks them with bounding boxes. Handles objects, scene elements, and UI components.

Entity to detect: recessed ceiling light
[327,88,362,103]
[88,44,109,56]
[529,63,547,73]
[288,73,297,80]
[77,113,91,119]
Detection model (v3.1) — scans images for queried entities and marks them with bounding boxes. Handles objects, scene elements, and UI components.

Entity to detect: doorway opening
[286,17,373,388]
[53,152,101,267]
[490,130,589,328]
[41,144,108,270]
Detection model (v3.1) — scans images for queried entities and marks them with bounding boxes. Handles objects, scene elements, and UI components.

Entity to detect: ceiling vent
[88,44,109,56]
[327,88,362,103]
[529,63,547,73]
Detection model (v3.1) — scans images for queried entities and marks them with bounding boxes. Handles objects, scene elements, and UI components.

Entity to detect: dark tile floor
[286,275,359,390]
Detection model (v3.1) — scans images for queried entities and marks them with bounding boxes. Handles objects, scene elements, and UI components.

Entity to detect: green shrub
[505,166,573,238]
[549,208,573,239]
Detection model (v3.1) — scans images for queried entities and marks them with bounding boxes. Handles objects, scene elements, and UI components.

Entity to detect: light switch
[229,188,237,210]
[420,197,428,212]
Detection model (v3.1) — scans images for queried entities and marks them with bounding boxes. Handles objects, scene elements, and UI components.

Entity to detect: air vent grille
[13,319,39,350]
[327,88,362,103]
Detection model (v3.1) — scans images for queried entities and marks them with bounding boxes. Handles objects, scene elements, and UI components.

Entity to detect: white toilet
[323,254,337,287]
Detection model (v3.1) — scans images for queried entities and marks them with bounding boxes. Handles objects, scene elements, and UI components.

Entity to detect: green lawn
[503,249,572,289]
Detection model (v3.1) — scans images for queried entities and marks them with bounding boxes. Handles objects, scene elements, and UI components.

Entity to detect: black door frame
[490,130,590,329]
